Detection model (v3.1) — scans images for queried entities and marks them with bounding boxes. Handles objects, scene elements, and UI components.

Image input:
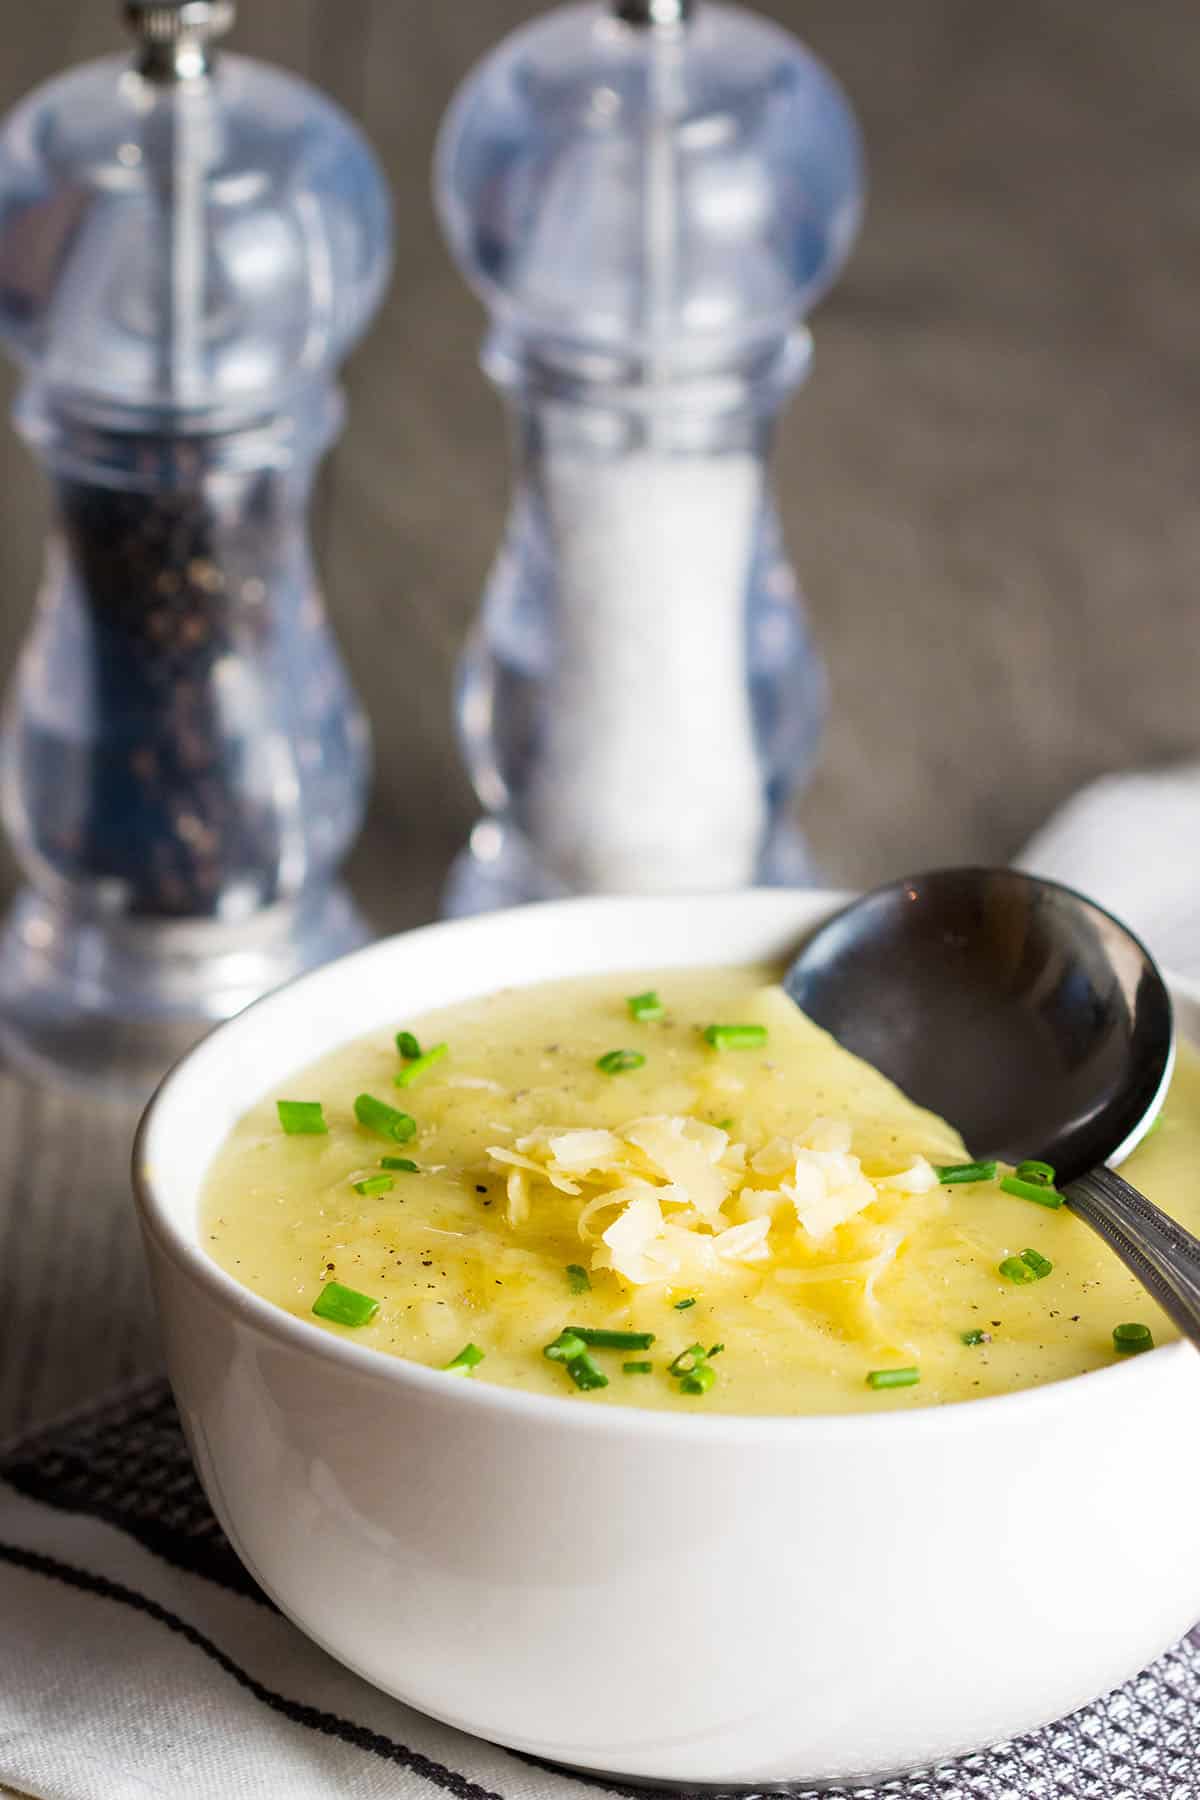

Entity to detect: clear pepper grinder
[437,0,863,914]
[0,0,391,1096]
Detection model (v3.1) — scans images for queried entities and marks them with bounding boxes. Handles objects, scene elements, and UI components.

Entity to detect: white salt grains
[529,451,766,894]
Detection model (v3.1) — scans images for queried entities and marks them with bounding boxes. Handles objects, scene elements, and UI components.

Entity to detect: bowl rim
[132,889,1197,1446]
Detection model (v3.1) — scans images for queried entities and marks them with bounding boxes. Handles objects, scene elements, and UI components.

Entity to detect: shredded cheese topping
[486,1115,937,1287]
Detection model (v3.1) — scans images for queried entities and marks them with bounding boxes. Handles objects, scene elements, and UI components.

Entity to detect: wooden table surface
[1,0,1199,1441]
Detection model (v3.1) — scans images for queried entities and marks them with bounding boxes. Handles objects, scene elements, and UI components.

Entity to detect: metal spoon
[784,866,1200,1348]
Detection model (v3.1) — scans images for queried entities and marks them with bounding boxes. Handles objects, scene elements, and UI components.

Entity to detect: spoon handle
[1065,1167,1200,1350]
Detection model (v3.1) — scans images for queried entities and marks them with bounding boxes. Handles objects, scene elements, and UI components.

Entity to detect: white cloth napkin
[1018,762,1200,980]
[5,766,1200,1800]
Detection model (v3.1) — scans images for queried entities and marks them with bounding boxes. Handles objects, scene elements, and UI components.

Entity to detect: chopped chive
[669,1343,707,1376]
[1015,1159,1056,1186]
[674,1296,696,1311]
[277,1099,328,1136]
[961,1328,991,1346]
[381,1155,419,1172]
[394,1043,448,1088]
[866,1366,920,1389]
[935,1159,997,1185]
[395,1031,422,1060]
[623,1360,653,1374]
[596,1048,646,1075]
[999,1247,1053,1283]
[352,1173,395,1196]
[566,1350,608,1391]
[715,1117,735,1132]
[703,1023,767,1051]
[627,990,665,1023]
[1113,1321,1154,1356]
[707,1343,725,1357]
[565,1326,655,1350]
[312,1281,379,1328]
[566,1263,591,1294]
[354,1093,416,1142]
[543,1330,588,1363]
[445,1342,485,1374]
[680,1363,716,1395]
[1001,1174,1065,1209]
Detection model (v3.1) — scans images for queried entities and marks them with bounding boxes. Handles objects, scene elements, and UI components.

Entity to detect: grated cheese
[485,1114,937,1288]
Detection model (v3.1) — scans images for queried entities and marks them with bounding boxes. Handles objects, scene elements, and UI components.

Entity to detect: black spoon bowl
[785,867,1200,1348]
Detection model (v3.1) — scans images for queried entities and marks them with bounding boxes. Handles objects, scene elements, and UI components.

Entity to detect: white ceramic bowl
[133,891,1200,1788]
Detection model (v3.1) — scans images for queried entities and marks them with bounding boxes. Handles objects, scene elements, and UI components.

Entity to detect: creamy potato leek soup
[202,967,1198,1414]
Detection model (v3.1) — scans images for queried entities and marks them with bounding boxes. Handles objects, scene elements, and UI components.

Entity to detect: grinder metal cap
[613,0,695,22]
[124,0,236,80]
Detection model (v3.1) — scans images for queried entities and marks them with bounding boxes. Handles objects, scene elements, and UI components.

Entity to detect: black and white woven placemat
[1,1379,1197,1800]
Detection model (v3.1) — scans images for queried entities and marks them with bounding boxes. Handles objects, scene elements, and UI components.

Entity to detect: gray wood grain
[1,0,1199,1438]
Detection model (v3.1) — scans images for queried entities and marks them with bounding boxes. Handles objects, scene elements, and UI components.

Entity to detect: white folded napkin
[5,767,1200,1800]
[1018,762,1200,979]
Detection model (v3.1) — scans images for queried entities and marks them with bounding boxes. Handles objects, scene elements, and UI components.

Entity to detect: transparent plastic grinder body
[0,0,391,1097]
[437,0,863,914]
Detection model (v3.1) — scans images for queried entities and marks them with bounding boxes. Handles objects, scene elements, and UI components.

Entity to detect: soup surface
[202,967,1196,1414]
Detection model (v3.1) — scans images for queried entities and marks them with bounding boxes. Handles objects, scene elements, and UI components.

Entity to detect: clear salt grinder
[0,0,391,1096]
[437,0,863,913]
